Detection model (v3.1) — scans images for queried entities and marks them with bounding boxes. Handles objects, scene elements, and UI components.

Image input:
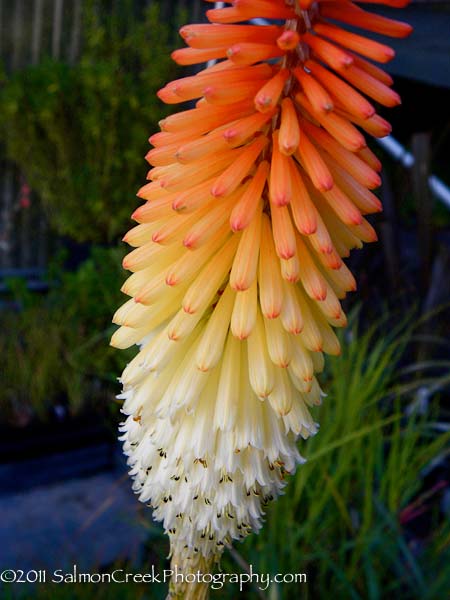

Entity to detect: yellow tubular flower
[111,0,411,595]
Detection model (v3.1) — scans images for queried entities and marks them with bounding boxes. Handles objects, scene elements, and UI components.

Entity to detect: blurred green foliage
[0,0,178,243]
[0,246,132,424]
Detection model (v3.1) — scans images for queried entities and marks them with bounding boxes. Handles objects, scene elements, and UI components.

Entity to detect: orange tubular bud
[160,100,254,134]
[352,218,378,244]
[305,60,375,120]
[204,79,266,105]
[295,234,328,301]
[230,160,269,231]
[171,46,227,65]
[347,51,394,87]
[296,92,366,152]
[254,68,290,113]
[358,147,383,173]
[299,118,381,190]
[176,128,230,163]
[293,67,334,114]
[171,180,215,213]
[295,132,334,193]
[151,207,210,246]
[277,30,300,51]
[336,64,401,108]
[181,235,240,315]
[279,98,300,156]
[230,202,263,291]
[227,43,285,67]
[211,135,268,197]
[165,225,230,287]
[157,85,186,105]
[155,148,237,191]
[123,224,158,248]
[321,154,382,214]
[269,197,297,260]
[179,24,282,49]
[223,109,276,147]
[207,0,295,23]
[198,59,236,73]
[136,181,164,201]
[288,159,319,236]
[150,130,198,148]
[169,64,272,102]
[313,22,395,64]
[206,7,250,24]
[308,176,363,231]
[335,108,392,138]
[302,32,354,71]
[145,143,181,167]
[182,195,235,249]
[270,131,293,207]
[320,185,363,228]
[132,196,175,224]
[122,240,164,272]
[319,2,412,39]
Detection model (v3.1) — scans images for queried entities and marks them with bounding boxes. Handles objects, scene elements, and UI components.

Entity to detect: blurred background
[0,1,449,598]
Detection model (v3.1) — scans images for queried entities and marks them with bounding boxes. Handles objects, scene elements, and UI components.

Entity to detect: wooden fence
[0,0,204,281]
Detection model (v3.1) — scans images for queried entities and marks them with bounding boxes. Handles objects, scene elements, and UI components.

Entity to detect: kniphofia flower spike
[112,1,411,597]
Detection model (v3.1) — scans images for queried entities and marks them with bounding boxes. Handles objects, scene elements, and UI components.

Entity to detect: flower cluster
[111,0,411,592]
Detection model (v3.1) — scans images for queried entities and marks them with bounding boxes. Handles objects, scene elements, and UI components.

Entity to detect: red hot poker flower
[112,1,412,596]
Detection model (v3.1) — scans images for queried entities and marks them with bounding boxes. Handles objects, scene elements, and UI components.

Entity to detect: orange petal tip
[299,225,317,235]
[230,221,244,233]
[279,250,296,260]
[263,311,281,319]
[290,327,303,335]
[315,292,327,302]
[230,281,249,292]
[285,275,300,283]
[277,31,300,51]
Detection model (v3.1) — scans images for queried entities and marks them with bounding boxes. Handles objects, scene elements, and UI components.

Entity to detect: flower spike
[112,1,411,596]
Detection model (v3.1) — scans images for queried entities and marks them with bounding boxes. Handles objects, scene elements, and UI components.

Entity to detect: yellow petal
[268,367,293,416]
[214,331,241,431]
[182,234,240,314]
[230,200,262,290]
[280,280,304,335]
[247,308,275,399]
[263,314,292,368]
[196,285,236,371]
[231,280,258,340]
[259,214,284,319]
